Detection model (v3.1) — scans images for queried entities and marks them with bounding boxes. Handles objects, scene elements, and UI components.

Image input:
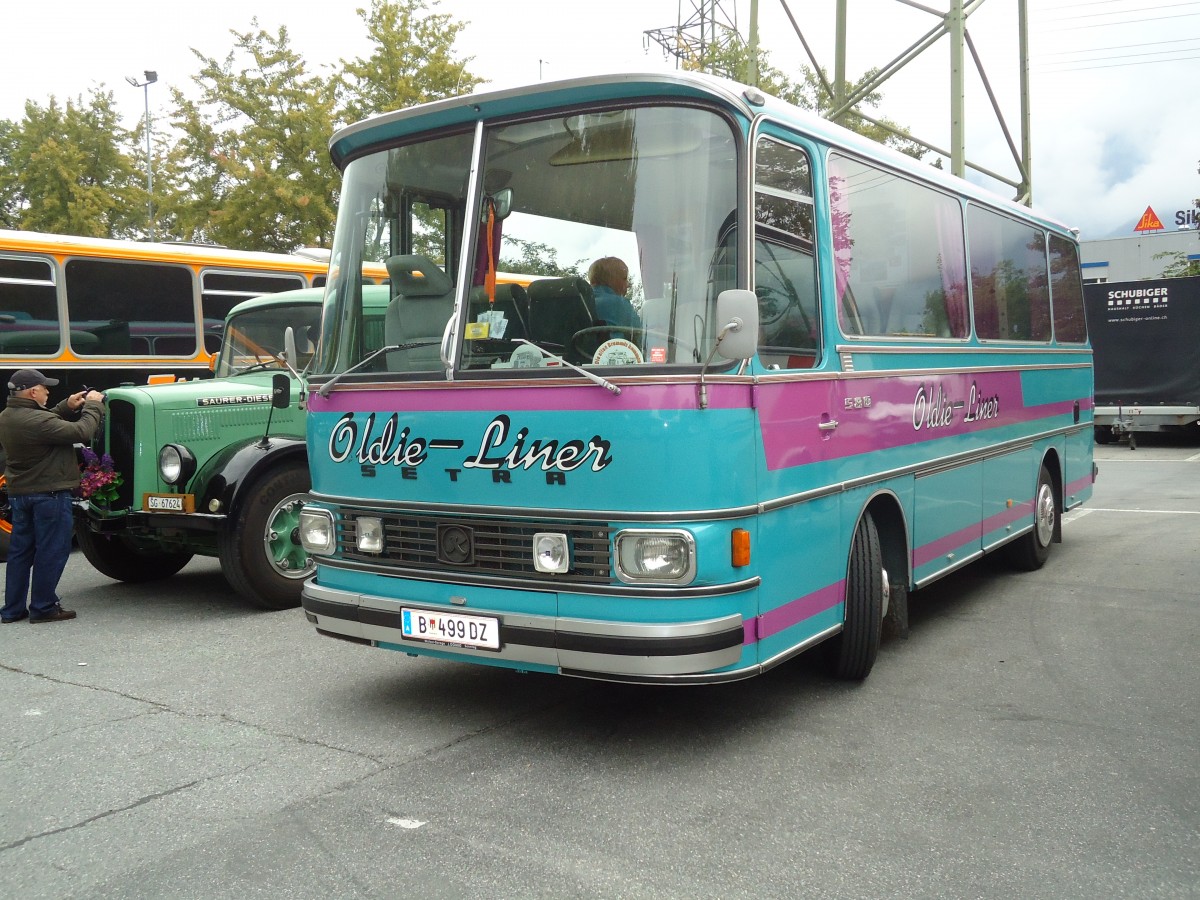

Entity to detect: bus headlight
[299,508,336,555]
[158,444,196,486]
[614,530,696,584]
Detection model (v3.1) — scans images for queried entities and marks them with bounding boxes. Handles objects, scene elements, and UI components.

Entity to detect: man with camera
[0,369,106,624]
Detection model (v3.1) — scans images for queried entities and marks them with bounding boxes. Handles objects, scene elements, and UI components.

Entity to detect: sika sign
[1134,205,1165,232]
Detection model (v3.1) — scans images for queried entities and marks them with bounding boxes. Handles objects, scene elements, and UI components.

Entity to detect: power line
[1038,52,1200,71]
[1040,36,1200,56]
[1041,10,1200,30]
[1042,1,1200,22]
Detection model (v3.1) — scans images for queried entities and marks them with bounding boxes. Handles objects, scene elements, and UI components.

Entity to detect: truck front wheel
[76,527,194,582]
[218,462,313,610]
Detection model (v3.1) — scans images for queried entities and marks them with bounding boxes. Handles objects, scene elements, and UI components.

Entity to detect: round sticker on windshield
[509,344,544,368]
[592,339,643,366]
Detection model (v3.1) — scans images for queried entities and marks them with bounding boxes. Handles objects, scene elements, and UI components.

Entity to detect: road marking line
[1078,507,1200,516]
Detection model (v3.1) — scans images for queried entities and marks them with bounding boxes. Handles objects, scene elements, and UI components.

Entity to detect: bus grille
[336,509,612,585]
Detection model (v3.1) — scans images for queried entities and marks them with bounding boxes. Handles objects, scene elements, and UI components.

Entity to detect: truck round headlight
[158,444,196,486]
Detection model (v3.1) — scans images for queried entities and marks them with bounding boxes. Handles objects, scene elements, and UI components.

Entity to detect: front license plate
[143,493,194,513]
[401,608,500,650]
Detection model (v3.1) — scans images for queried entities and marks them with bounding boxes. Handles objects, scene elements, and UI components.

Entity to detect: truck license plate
[144,493,194,513]
[401,608,500,650]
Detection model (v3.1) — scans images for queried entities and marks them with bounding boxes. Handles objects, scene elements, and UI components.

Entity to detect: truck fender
[193,436,308,522]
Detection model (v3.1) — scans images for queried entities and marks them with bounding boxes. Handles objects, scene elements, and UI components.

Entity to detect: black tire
[218,462,312,610]
[1005,463,1057,571]
[825,511,884,680]
[75,526,194,582]
[1093,426,1114,445]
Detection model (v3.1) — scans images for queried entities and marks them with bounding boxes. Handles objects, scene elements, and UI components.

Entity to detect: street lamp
[126,70,157,240]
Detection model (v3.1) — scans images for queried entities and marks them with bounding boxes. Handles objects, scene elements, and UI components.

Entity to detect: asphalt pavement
[1,433,1197,899]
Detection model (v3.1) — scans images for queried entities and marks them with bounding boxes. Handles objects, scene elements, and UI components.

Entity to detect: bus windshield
[319,104,739,375]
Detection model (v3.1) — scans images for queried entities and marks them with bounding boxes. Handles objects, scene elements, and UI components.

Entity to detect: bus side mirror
[271,373,291,409]
[715,289,759,361]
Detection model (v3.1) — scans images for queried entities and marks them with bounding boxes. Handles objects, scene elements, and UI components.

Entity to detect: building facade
[1081,229,1200,283]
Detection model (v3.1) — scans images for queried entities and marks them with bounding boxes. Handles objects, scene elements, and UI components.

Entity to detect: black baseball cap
[8,368,60,391]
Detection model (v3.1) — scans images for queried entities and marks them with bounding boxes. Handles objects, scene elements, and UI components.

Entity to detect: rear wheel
[75,526,194,582]
[825,512,885,680]
[218,463,312,610]
[1005,464,1057,571]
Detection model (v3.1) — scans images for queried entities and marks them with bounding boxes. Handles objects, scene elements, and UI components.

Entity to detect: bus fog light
[615,530,696,584]
[532,533,570,573]
[357,516,384,554]
[299,508,336,555]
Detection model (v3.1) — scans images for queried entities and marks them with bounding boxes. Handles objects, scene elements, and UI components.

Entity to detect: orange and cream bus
[0,229,384,556]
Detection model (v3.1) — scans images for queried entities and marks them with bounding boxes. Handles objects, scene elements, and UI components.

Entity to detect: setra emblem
[437,524,475,565]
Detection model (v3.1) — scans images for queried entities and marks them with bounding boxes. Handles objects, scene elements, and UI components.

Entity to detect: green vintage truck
[74,286,389,609]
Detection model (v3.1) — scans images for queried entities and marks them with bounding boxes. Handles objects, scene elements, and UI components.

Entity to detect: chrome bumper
[302,580,745,678]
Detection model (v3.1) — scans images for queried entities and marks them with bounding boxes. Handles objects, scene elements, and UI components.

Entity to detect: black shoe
[29,606,77,624]
[1,611,29,624]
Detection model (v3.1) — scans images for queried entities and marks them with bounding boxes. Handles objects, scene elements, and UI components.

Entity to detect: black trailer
[1084,274,1200,447]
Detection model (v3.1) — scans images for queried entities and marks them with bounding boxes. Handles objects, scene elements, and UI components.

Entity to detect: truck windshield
[317,103,740,376]
[216,304,323,377]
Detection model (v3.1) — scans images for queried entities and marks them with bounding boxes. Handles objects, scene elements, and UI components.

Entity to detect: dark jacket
[0,396,104,495]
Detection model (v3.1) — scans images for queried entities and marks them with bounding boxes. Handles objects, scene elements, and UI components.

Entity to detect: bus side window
[754,136,819,368]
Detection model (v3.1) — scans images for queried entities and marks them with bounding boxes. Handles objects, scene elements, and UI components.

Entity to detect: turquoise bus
[297,72,1093,683]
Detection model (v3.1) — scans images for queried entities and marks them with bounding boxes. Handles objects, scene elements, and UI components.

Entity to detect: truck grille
[105,399,137,511]
[336,508,612,585]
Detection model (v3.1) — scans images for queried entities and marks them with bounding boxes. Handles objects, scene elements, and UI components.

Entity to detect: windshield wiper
[315,341,437,398]
[511,339,621,396]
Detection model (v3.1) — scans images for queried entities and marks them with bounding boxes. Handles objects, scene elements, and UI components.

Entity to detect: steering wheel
[570,326,679,363]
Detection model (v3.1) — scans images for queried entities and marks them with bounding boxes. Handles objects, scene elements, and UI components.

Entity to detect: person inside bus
[0,369,106,624]
[587,257,642,335]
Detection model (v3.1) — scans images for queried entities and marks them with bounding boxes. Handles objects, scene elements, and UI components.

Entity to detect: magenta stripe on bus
[747,581,844,643]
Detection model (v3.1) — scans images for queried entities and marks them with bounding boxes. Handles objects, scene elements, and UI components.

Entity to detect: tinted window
[1049,234,1087,343]
[968,206,1050,342]
[755,137,819,368]
[829,154,968,339]
[65,259,196,356]
[0,255,60,355]
[201,270,306,324]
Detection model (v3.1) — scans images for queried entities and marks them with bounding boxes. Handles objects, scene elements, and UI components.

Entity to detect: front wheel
[75,526,194,582]
[825,512,885,680]
[218,462,312,610]
[1005,464,1057,571]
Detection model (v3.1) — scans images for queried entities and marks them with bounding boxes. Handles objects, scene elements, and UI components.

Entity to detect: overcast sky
[3,0,1198,241]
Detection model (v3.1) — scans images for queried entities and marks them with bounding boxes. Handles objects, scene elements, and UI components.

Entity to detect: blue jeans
[3,491,75,620]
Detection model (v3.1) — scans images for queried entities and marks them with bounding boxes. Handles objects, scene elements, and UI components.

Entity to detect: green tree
[1153,249,1200,278]
[160,21,339,251]
[0,119,18,228]
[337,0,484,124]
[499,237,586,279]
[4,92,144,237]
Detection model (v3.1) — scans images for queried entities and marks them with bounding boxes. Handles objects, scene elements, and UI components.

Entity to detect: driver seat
[526,277,597,362]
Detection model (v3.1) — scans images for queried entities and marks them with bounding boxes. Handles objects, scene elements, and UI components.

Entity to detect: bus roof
[330,70,1076,238]
[0,229,336,274]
